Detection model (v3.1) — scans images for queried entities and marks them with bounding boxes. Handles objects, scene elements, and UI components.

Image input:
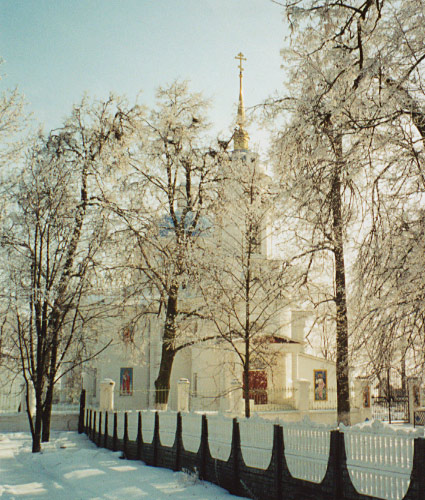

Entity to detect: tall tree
[200,153,297,417]
[270,0,425,417]
[0,60,25,169]
[108,82,225,408]
[1,96,138,451]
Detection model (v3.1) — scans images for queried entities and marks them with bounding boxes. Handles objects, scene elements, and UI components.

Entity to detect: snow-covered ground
[0,432,248,499]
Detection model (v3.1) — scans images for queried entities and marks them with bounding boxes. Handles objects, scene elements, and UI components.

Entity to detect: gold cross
[235,52,246,73]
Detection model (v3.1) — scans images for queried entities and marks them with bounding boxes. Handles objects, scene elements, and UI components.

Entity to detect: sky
[0,0,289,151]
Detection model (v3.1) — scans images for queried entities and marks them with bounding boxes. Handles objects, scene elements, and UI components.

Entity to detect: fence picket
[341,420,422,500]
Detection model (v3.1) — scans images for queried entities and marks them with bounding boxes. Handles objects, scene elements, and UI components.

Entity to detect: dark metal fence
[372,395,409,424]
[80,403,425,500]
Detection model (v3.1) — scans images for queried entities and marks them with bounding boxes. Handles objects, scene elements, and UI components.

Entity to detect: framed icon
[363,385,370,408]
[120,367,133,396]
[314,369,327,401]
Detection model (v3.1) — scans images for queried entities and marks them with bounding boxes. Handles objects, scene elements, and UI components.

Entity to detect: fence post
[230,418,241,496]
[104,411,108,448]
[123,412,129,458]
[405,437,425,500]
[100,379,115,411]
[175,412,182,471]
[199,414,208,480]
[88,410,92,438]
[408,378,421,425]
[98,412,102,447]
[78,389,86,434]
[137,411,143,460]
[329,430,343,500]
[416,438,425,500]
[177,379,190,412]
[273,424,283,500]
[92,412,97,442]
[153,411,159,466]
[85,408,89,434]
[112,412,118,452]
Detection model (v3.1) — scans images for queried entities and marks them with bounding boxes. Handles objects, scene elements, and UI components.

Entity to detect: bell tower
[233,52,250,152]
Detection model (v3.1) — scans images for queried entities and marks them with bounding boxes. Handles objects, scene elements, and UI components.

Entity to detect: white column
[408,378,421,424]
[229,378,243,415]
[177,378,190,412]
[291,353,298,383]
[99,379,115,411]
[352,377,372,424]
[295,379,310,412]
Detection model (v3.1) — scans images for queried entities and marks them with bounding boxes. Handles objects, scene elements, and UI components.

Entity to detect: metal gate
[372,395,409,423]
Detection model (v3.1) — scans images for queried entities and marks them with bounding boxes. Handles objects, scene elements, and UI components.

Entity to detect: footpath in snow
[0,432,247,499]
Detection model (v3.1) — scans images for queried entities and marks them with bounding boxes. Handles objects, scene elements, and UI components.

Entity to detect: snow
[0,432,247,500]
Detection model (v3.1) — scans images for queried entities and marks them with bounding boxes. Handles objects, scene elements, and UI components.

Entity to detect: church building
[82,54,336,415]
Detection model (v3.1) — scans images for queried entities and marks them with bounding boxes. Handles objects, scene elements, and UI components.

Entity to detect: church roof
[269,334,302,344]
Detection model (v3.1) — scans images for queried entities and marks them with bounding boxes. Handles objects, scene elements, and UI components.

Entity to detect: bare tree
[107,82,226,408]
[1,96,138,452]
[199,153,298,417]
[269,0,425,423]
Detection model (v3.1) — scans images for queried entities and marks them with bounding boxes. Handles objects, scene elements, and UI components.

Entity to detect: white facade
[83,72,338,415]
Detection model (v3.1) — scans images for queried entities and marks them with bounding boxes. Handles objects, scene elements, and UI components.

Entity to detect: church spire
[233,52,250,152]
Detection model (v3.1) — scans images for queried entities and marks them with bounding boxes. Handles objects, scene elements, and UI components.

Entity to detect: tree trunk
[154,289,178,409]
[331,136,351,426]
[243,364,250,418]
[154,345,176,409]
[42,332,59,442]
[32,400,43,453]
[41,386,53,442]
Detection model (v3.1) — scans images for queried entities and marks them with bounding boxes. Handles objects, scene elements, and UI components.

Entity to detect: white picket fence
[158,411,177,447]
[206,413,233,461]
[239,416,274,469]
[127,411,139,441]
[181,412,202,453]
[341,420,421,500]
[141,410,155,443]
[93,410,422,500]
[282,417,333,483]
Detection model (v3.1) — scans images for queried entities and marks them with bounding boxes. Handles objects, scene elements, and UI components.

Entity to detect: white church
[82,54,337,415]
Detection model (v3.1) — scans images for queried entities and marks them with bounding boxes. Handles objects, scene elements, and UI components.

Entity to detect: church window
[92,368,97,398]
[249,221,261,253]
[122,325,134,344]
[192,373,198,397]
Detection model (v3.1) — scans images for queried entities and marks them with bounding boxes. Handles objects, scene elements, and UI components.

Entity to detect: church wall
[191,344,241,411]
[95,345,150,410]
[298,354,336,389]
[167,348,192,410]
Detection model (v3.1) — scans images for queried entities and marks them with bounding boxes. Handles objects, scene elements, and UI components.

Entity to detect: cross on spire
[233,52,249,151]
[235,52,246,73]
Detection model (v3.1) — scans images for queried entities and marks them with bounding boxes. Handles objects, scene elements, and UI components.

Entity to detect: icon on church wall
[363,385,370,408]
[120,367,133,396]
[413,384,420,407]
[314,370,327,401]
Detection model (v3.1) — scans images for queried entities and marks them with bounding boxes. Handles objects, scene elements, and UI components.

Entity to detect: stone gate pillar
[99,379,115,411]
[177,378,190,412]
[408,377,421,424]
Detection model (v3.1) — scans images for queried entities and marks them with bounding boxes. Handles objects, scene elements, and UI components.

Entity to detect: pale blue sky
[0,0,288,149]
